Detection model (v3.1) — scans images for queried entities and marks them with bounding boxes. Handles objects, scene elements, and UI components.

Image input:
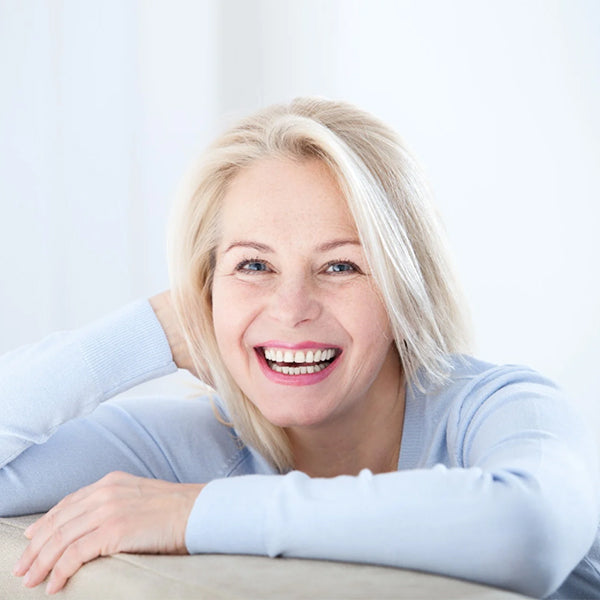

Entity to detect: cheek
[212,282,236,351]
[211,279,258,353]
[349,293,393,345]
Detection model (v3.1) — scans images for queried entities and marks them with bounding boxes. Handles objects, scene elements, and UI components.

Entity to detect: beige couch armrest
[1,515,526,599]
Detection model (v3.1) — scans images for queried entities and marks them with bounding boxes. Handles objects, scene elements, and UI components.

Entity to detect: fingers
[44,529,107,594]
[13,472,205,594]
[16,508,80,576]
[23,524,107,594]
[13,473,125,591]
[16,510,106,592]
[15,478,108,577]
[23,471,126,540]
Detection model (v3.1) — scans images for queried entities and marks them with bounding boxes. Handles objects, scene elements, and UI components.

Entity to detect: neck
[286,354,406,478]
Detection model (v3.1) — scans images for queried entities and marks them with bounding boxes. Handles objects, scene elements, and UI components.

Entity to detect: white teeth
[268,363,326,375]
[262,347,337,364]
[262,345,338,375]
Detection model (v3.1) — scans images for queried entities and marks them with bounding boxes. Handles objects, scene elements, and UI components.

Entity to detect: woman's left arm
[184,371,599,598]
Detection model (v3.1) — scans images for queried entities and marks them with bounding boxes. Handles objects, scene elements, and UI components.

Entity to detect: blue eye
[325,261,360,274]
[236,259,269,273]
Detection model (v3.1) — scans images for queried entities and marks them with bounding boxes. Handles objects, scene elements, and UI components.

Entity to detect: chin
[253,400,334,430]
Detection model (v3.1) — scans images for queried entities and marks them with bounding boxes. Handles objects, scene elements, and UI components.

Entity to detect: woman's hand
[149,290,199,376]
[13,471,205,594]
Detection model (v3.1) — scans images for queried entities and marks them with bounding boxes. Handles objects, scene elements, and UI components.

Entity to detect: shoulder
[422,354,565,418]
[438,354,559,392]
[436,355,585,434]
[402,355,594,469]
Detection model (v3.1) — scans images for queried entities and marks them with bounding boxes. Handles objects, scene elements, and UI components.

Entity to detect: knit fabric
[1,300,598,598]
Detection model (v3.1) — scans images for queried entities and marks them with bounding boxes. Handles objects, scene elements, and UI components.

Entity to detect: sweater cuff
[185,474,280,556]
[77,299,177,399]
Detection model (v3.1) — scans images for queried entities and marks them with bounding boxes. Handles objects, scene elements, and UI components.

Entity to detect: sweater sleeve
[185,367,600,598]
[0,300,176,470]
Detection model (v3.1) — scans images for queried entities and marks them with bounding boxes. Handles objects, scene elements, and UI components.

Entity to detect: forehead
[218,158,358,244]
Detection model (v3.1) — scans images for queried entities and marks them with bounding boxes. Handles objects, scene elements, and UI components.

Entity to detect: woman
[1,98,598,597]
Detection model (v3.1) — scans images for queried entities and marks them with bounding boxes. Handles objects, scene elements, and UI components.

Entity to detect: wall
[1,0,598,430]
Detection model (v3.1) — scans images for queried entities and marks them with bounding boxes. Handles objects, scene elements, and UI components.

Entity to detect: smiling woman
[211,158,402,461]
[1,98,599,598]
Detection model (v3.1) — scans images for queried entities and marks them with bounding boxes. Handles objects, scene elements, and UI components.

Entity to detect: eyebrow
[224,239,361,254]
[317,239,361,252]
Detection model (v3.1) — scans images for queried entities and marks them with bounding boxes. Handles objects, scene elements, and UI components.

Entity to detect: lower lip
[255,349,340,386]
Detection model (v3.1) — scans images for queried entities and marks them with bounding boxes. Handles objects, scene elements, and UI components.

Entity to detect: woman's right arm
[0,299,179,470]
[0,299,187,517]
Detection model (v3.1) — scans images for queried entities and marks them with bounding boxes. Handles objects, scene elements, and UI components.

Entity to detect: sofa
[0,513,528,599]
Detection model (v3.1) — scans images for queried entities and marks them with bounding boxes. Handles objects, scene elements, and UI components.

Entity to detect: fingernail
[12,560,23,576]
[23,526,32,539]
[46,580,57,595]
[22,571,32,586]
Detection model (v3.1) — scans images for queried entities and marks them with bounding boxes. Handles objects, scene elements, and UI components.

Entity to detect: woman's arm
[0,300,177,470]
[183,369,599,598]
[0,297,238,593]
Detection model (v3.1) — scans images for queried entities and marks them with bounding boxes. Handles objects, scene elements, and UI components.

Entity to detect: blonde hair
[168,97,471,472]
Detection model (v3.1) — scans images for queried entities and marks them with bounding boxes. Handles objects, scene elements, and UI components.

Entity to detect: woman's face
[211,157,401,430]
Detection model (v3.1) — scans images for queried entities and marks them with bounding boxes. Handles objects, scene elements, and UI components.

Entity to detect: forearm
[184,376,600,598]
[0,300,176,468]
[186,464,596,598]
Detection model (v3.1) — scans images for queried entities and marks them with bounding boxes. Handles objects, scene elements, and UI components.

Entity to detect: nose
[267,272,322,328]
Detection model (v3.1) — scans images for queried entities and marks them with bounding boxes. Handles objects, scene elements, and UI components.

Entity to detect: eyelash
[235,257,269,273]
[323,260,361,274]
[234,258,362,275]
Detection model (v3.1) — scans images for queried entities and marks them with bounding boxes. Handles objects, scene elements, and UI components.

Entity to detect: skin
[211,157,405,476]
[14,157,405,593]
[14,474,204,594]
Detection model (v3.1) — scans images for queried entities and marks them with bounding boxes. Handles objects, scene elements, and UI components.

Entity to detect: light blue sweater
[1,300,599,598]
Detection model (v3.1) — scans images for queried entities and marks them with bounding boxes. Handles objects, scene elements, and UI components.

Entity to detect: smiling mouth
[258,347,340,375]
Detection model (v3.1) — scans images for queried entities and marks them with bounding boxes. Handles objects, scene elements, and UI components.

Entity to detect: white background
[1,1,599,435]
